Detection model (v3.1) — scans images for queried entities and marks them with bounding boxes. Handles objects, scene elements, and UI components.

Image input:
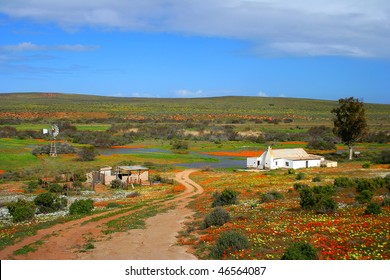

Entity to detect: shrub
[281,242,318,260]
[312,176,321,182]
[362,162,371,169]
[385,175,390,192]
[126,191,141,198]
[204,207,230,228]
[299,186,337,213]
[334,177,355,188]
[106,202,123,209]
[374,150,390,164]
[212,189,238,207]
[110,179,123,189]
[299,188,316,210]
[356,179,378,193]
[315,195,338,214]
[313,185,336,196]
[49,183,63,194]
[69,199,94,215]
[171,139,189,151]
[209,230,250,259]
[355,189,374,204]
[364,202,382,215]
[34,192,67,213]
[7,199,36,223]
[296,172,305,180]
[381,196,390,206]
[287,169,295,175]
[24,181,39,193]
[260,191,284,203]
[77,146,97,161]
[293,183,309,191]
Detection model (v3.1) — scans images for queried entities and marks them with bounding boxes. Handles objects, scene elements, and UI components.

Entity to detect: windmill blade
[50,124,60,138]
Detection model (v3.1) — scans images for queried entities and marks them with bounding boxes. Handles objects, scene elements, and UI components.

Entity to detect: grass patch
[102,205,171,234]
[13,239,45,256]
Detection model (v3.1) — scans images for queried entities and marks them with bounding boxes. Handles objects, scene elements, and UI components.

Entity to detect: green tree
[331,97,367,160]
[77,146,97,161]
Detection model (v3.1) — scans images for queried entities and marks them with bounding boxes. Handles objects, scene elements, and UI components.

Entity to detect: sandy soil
[0,169,203,260]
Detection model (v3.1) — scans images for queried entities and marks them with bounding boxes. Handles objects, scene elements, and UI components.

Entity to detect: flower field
[184,163,390,260]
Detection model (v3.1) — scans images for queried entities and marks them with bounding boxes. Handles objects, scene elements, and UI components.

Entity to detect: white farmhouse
[247,146,325,170]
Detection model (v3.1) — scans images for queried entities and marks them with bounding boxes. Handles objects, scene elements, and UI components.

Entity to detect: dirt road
[0,169,203,260]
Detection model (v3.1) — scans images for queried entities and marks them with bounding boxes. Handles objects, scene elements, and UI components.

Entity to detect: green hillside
[0,92,389,129]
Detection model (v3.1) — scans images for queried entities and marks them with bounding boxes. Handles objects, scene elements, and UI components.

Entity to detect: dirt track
[0,169,203,260]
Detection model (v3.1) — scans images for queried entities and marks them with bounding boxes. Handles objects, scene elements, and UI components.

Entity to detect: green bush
[313,185,336,196]
[110,179,123,189]
[24,181,39,193]
[260,191,284,203]
[34,192,67,213]
[293,183,309,191]
[287,169,295,175]
[77,146,97,161]
[355,189,374,204]
[296,172,305,180]
[212,189,238,207]
[204,207,230,228]
[362,162,371,169]
[356,178,378,193]
[334,177,355,188]
[299,188,316,210]
[312,176,321,182]
[49,183,63,194]
[281,242,318,260]
[315,195,338,214]
[364,202,382,215]
[171,139,189,151]
[7,199,36,223]
[209,230,250,259]
[299,186,337,213]
[69,199,94,215]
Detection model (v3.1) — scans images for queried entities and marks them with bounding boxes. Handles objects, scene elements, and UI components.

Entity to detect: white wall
[247,157,258,168]
[291,159,321,169]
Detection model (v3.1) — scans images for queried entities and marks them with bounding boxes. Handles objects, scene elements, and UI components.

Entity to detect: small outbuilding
[87,165,149,186]
[247,146,326,170]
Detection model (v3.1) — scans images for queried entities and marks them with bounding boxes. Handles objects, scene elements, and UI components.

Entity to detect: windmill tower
[43,124,59,157]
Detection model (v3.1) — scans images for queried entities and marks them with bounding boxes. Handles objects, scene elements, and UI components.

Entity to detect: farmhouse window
[286,162,289,167]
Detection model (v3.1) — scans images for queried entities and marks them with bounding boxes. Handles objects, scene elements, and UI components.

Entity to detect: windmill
[43,124,59,157]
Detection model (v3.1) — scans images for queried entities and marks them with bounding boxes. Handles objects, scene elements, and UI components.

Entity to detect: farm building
[247,146,335,170]
[87,165,149,186]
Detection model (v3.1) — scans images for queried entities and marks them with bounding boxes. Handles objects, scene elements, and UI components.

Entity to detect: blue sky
[0,0,389,103]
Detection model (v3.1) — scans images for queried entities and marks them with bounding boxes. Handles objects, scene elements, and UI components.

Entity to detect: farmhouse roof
[117,165,149,171]
[269,148,323,160]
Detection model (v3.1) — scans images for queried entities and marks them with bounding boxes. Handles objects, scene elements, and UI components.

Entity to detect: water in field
[175,158,246,169]
[97,148,169,155]
[97,147,246,169]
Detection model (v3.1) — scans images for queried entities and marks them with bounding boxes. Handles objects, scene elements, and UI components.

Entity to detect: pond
[97,147,246,169]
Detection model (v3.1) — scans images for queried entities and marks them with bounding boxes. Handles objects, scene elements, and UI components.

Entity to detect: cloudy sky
[0,0,389,103]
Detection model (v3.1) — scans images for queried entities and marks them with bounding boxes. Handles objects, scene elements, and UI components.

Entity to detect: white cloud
[1,1,390,57]
[175,89,205,98]
[0,42,98,52]
[258,91,268,97]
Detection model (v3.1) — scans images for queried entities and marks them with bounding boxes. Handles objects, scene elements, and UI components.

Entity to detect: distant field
[0,123,110,132]
[0,93,389,130]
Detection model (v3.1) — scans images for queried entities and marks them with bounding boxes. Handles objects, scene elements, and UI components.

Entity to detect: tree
[77,146,97,161]
[331,97,367,160]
